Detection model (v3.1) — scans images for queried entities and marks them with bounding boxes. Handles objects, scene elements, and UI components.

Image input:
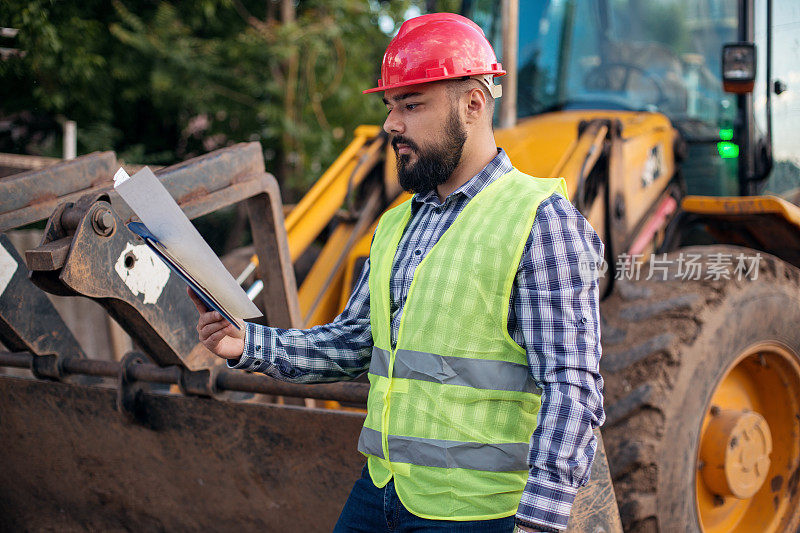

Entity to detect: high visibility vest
[359,168,569,520]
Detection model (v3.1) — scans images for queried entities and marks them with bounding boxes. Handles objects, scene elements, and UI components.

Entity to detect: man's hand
[188,287,245,360]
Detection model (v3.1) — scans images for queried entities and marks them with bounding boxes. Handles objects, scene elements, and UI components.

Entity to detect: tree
[0,0,416,196]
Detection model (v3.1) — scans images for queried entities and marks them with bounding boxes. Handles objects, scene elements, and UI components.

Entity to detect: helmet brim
[363,70,506,94]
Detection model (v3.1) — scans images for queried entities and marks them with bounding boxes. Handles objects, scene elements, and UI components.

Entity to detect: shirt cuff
[226,321,276,372]
[515,470,578,531]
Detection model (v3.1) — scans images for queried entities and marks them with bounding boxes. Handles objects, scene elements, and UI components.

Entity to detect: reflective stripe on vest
[369,346,542,395]
[357,426,529,472]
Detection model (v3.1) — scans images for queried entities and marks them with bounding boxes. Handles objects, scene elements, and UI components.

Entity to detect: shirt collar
[412,148,513,208]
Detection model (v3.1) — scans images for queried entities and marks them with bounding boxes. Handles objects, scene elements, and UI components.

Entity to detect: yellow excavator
[1,0,798,531]
[287,1,800,529]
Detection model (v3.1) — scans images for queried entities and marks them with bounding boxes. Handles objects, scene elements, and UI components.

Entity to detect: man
[192,13,604,533]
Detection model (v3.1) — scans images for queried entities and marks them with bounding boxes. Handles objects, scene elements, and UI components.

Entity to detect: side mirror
[722,42,756,94]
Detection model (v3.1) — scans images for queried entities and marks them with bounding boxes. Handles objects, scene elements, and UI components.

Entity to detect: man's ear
[463,86,488,125]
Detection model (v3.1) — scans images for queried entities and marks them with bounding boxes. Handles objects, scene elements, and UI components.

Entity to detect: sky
[755,0,800,165]
[769,17,800,164]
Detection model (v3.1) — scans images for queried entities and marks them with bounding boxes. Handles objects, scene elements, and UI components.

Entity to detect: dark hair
[447,77,495,120]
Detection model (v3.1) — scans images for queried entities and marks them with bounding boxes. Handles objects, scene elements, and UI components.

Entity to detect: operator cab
[463,0,798,199]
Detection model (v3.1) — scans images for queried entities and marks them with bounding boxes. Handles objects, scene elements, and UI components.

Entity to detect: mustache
[391,136,419,153]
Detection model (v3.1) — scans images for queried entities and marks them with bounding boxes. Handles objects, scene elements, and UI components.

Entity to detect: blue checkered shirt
[230,149,605,531]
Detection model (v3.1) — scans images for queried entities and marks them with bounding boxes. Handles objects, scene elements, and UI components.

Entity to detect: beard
[392,107,467,195]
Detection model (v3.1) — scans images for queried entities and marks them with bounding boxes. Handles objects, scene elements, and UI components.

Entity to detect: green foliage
[0,0,418,195]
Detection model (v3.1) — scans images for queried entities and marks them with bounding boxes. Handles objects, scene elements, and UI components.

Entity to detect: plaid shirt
[230,149,605,531]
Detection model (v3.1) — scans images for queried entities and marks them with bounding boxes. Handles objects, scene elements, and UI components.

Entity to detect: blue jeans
[333,465,516,532]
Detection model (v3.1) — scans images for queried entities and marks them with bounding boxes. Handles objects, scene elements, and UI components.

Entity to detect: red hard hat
[363,13,505,94]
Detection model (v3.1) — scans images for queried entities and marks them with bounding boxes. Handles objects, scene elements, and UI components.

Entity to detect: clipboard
[127,221,242,329]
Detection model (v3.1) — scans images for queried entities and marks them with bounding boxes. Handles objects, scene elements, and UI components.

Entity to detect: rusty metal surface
[107,142,266,224]
[0,143,265,233]
[28,199,201,368]
[25,144,300,366]
[0,371,618,532]
[0,151,117,232]
[0,152,61,176]
[0,375,365,532]
[0,234,86,359]
[245,178,302,328]
[0,371,620,532]
[215,370,369,403]
[566,429,624,532]
[0,351,370,403]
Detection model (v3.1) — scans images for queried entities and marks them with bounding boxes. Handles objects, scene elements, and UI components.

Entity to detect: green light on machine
[719,128,734,141]
[717,141,739,159]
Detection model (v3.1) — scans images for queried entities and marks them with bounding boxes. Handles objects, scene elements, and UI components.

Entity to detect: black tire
[600,245,800,532]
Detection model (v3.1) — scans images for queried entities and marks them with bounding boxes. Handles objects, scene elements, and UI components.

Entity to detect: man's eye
[405,104,418,111]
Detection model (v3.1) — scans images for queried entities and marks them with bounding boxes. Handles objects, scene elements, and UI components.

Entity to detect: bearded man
[192,13,604,533]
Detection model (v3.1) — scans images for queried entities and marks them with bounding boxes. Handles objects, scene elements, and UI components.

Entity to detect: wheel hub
[699,408,772,499]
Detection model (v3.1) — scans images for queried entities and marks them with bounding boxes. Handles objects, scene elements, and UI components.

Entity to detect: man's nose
[383,108,404,135]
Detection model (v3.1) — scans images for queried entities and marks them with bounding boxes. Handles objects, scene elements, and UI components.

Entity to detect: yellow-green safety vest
[360,168,570,520]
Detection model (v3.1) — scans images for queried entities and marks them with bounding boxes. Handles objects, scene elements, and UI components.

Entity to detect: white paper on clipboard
[113,167,262,325]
